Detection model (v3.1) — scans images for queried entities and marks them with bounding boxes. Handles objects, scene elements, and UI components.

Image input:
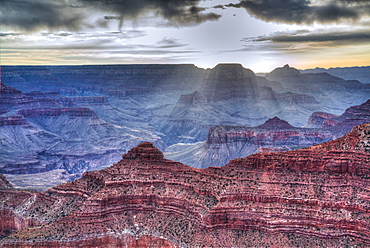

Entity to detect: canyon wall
[1,123,370,247]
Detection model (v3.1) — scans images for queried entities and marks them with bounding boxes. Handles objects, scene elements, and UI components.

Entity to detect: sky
[1,0,370,72]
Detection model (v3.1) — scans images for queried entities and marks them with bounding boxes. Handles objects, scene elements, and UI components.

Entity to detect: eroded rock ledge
[1,124,370,247]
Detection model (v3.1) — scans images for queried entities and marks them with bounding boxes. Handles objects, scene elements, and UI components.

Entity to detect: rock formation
[307,99,370,135]
[0,174,12,189]
[165,117,335,168]
[201,63,259,102]
[1,123,370,247]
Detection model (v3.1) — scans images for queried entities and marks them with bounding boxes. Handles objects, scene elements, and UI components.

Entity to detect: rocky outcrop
[307,99,370,135]
[305,112,338,128]
[166,117,335,168]
[0,174,12,188]
[257,116,294,129]
[2,125,370,247]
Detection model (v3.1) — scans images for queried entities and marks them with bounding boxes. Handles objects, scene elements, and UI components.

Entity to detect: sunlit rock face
[1,123,370,247]
[165,117,335,168]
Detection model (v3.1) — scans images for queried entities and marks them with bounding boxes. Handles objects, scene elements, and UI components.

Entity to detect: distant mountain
[267,64,370,111]
[301,66,370,84]
[2,122,370,246]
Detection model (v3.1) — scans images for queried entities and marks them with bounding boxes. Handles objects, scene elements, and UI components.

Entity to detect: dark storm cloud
[244,29,370,44]
[213,5,226,10]
[1,0,221,32]
[1,0,84,31]
[226,0,370,24]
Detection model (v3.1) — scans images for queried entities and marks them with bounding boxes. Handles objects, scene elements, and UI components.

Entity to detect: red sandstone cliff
[1,123,370,247]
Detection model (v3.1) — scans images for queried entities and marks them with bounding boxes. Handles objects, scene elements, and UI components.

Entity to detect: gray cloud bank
[227,0,370,25]
[246,29,370,43]
[1,0,221,32]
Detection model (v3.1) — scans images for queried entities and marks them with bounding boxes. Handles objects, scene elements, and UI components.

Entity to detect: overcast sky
[1,0,370,72]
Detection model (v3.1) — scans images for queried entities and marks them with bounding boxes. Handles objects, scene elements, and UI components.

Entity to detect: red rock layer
[1,123,370,247]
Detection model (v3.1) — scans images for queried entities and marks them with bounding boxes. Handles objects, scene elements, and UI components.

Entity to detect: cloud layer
[246,29,370,43]
[1,0,221,32]
[227,0,370,25]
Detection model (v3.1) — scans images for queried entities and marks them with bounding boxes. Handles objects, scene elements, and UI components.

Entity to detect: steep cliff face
[2,124,370,247]
[165,117,335,168]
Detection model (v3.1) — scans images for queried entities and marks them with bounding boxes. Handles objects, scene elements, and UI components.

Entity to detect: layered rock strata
[1,123,370,247]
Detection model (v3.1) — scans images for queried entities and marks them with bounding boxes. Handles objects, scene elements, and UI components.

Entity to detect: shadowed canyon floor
[1,122,370,247]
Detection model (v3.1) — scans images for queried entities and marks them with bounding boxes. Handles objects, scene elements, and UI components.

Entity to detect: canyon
[1,64,369,190]
[1,122,370,247]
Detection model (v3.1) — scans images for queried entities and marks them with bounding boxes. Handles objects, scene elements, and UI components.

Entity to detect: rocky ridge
[1,123,370,247]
